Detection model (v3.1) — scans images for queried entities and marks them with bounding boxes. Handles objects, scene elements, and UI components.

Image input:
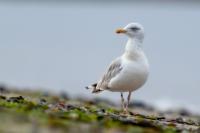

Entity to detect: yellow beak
[116,28,127,34]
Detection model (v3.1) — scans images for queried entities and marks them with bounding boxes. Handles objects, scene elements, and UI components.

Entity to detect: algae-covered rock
[0,88,199,133]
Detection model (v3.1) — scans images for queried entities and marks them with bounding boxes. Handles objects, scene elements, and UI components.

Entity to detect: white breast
[108,51,149,92]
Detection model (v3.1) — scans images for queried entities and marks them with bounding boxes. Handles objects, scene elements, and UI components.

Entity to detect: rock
[66,104,77,110]
[156,116,166,120]
[185,119,196,125]
[39,98,47,105]
[0,95,6,100]
[197,120,200,126]
[7,96,24,103]
[108,113,157,128]
[95,108,106,113]
[196,127,200,133]
[119,117,137,125]
[175,117,184,124]
[109,113,121,120]
[96,108,106,116]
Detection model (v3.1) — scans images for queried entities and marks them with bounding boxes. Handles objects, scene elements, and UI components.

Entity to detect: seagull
[86,23,149,113]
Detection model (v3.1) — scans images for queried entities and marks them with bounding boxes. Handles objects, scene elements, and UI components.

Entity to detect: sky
[0,1,200,112]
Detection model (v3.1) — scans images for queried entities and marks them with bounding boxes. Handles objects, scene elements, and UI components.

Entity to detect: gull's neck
[124,38,143,60]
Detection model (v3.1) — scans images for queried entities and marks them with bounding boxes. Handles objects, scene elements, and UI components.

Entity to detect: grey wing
[95,58,123,91]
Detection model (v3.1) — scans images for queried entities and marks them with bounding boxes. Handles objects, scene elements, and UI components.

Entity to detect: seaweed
[0,89,199,133]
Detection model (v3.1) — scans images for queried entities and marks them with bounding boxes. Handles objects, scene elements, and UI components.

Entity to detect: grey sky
[0,2,200,112]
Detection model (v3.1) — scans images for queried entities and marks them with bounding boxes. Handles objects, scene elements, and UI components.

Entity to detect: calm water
[0,1,200,113]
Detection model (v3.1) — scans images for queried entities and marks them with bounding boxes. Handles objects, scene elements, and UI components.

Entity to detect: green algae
[0,90,197,133]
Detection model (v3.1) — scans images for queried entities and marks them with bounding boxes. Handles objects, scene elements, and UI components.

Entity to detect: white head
[116,23,144,42]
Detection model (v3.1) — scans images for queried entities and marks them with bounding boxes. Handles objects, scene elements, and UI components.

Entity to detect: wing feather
[93,58,122,93]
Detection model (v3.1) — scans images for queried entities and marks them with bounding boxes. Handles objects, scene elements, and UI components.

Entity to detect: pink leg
[125,91,132,113]
[120,93,125,111]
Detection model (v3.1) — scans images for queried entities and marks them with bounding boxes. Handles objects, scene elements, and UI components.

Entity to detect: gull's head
[116,23,144,41]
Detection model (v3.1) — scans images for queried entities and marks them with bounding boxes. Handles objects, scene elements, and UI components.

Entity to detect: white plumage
[87,23,149,113]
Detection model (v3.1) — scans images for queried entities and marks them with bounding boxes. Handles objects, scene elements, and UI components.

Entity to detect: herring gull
[86,23,149,113]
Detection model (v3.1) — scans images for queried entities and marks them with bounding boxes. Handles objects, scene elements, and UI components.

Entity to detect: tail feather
[86,83,103,94]
[85,83,97,89]
[92,89,103,94]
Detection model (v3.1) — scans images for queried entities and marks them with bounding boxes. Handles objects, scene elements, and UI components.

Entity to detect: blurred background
[0,0,200,113]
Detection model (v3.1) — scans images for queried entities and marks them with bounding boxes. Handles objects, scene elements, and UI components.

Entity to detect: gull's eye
[130,27,140,31]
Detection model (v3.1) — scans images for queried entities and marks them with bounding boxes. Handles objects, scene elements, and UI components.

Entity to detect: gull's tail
[85,83,103,93]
